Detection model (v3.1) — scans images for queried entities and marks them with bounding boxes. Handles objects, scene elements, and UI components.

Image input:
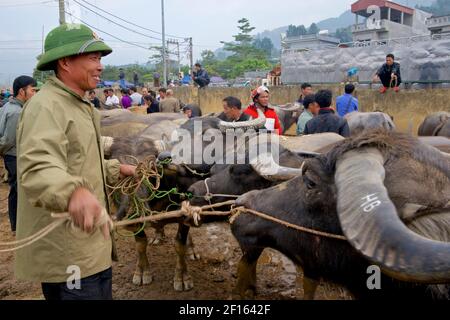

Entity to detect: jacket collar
[319,108,335,115]
[10,97,24,108]
[47,76,92,106]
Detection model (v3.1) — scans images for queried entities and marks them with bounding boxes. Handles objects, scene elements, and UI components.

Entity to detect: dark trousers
[379,73,401,88]
[4,155,17,232]
[194,78,208,88]
[41,267,113,300]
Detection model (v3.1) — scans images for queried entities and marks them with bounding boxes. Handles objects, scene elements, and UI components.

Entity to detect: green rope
[109,157,195,238]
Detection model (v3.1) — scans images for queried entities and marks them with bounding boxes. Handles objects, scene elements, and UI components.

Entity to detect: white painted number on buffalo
[360,193,381,213]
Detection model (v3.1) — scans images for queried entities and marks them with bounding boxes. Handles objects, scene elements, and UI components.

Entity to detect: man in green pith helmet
[14,23,136,300]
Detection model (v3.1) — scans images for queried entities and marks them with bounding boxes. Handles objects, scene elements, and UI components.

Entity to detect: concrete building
[351,0,431,42]
[281,33,341,52]
[426,15,450,35]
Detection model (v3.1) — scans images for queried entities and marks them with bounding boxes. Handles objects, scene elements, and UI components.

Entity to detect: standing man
[298,83,313,105]
[192,63,210,88]
[336,83,358,117]
[373,54,401,93]
[15,23,136,300]
[296,94,319,136]
[218,96,250,122]
[0,76,37,233]
[304,90,350,137]
[133,71,139,87]
[118,68,126,89]
[159,89,180,113]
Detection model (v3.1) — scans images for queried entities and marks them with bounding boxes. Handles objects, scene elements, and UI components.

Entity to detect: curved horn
[251,153,304,181]
[335,147,450,283]
[218,107,267,132]
[101,136,114,157]
[276,103,303,112]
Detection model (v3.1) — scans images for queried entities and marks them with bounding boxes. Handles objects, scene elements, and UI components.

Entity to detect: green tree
[199,50,220,76]
[418,0,450,15]
[231,59,272,79]
[286,24,308,37]
[334,26,352,43]
[253,37,275,58]
[221,18,266,60]
[307,23,320,35]
[32,54,54,83]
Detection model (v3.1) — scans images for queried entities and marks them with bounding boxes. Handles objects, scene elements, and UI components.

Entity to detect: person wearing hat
[243,85,282,134]
[0,76,37,234]
[14,23,136,300]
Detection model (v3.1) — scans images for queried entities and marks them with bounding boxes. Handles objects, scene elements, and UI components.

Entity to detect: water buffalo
[232,130,450,300]
[105,111,268,289]
[170,134,341,292]
[101,112,187,138]
[418,112,450,138]
[345,111,395,136]
[274,103,303,134]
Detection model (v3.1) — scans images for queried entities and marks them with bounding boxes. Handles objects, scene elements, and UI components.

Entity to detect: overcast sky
[0,0,356,85]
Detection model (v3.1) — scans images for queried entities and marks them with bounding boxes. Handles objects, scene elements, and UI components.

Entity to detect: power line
[78,0,186,40]
[64,11,151,51]
[71,0,162,41]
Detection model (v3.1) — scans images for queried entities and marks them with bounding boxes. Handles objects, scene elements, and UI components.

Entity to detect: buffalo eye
[303,176,316,190]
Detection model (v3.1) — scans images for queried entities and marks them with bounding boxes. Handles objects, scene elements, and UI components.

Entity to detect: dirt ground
[0,161,351,300]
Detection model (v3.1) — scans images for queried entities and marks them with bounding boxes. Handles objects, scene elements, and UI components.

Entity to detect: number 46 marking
[361,193,381,213]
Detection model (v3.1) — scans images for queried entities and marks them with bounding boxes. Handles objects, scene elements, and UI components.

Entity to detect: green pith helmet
[36,23,112,71]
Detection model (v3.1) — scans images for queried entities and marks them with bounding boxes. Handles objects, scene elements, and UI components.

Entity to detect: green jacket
[15,76,121,283]
[296,110,314,135]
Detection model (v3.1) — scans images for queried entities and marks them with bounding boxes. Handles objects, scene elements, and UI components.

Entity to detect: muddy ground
[0,162,351,300]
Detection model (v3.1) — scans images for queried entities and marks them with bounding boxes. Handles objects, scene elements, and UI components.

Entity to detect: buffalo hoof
[243,289,256,300]
[149,230,165,245]
[173,272,194,291]
[187,247,201,261]
[132,271,153,286]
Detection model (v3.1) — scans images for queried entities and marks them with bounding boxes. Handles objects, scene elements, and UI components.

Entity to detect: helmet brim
[36,40,112,71]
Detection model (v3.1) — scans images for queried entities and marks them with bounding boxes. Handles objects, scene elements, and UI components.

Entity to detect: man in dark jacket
[304,89,350,137]
[192,63,210,88]
[373,53,401,93]
[218,96,250,122]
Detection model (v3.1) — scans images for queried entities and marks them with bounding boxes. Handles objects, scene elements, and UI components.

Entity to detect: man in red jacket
[244,86,282,135]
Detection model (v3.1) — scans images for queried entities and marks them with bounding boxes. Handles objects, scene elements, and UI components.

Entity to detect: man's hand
[68,187,104,234]
[119,164,136,178]
[372,75,379,83]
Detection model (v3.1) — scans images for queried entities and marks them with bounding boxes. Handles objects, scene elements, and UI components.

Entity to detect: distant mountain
[253,0,435,50]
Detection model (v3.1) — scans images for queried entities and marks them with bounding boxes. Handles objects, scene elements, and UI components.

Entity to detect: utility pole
[188,37,193,76]
[167,39,181,77]
[176,40,180,76]
[161,0,167,87]
[58,0,66,25]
